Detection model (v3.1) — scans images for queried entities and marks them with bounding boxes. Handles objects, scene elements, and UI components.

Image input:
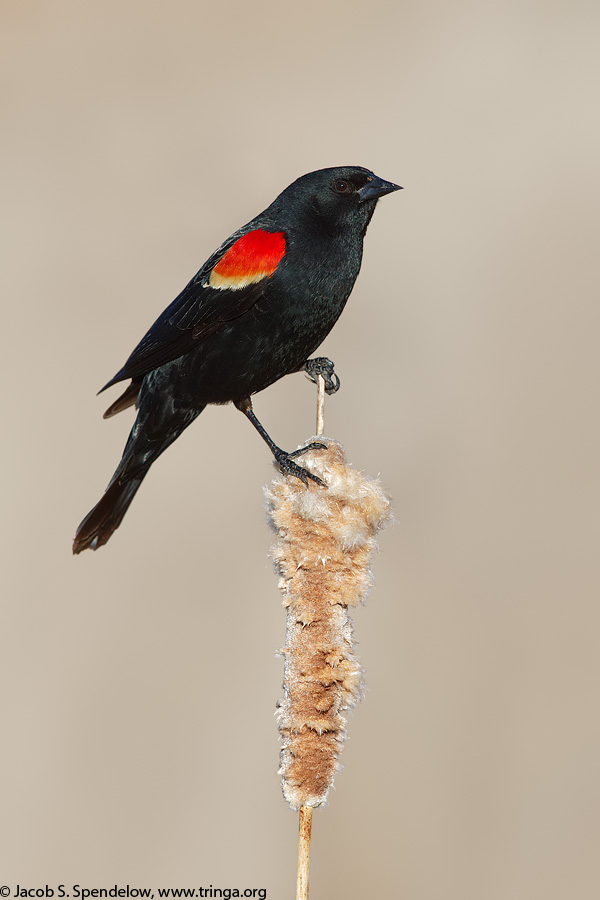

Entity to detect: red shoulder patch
[209,230,286,291]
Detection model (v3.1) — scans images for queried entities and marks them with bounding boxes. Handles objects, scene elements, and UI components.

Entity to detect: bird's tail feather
[74,400,204,554]
[103,379,141,419]
[72,475,145,554]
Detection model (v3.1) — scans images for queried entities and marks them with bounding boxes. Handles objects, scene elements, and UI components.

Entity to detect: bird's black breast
[151,224,364,407]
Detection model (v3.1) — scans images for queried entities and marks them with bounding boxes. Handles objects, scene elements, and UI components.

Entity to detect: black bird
[73,166,401,553]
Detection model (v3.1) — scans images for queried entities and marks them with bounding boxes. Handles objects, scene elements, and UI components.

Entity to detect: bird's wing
[99,225,287,390]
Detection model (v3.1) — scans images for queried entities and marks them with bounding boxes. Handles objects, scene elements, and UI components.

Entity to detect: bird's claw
[288,441,326,458]
[274,445,326,487]
[303,357,341,395]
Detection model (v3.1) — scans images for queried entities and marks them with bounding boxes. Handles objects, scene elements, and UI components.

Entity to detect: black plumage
[73,166,401,553]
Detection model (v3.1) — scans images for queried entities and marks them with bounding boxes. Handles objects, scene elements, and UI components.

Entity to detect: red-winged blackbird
[73,166,401,553]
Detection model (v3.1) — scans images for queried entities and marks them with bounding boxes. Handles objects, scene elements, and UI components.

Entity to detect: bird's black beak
[358,175,403,203]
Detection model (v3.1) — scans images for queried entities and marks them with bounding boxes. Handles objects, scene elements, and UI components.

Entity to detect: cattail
[267,438,390,805]
[265,392,390,897]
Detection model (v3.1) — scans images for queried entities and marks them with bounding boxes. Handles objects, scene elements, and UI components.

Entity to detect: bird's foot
[274,442,327,487]
[303,357,341,395]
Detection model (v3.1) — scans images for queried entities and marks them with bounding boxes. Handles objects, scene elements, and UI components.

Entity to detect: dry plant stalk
[266,438,391,811]
[296,805,312,900]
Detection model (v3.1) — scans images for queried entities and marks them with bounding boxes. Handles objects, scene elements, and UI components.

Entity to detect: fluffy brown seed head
[266,440,391,809]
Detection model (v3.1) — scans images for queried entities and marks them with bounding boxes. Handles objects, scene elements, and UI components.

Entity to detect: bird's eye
[333,179,353,195]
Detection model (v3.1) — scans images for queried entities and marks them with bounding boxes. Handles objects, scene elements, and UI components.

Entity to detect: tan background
[2,0,598,896]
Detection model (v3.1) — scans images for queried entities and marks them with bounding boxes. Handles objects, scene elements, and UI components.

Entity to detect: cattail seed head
[266,440,391,810]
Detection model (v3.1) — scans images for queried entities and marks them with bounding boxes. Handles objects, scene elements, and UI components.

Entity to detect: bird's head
[271,166,402,234]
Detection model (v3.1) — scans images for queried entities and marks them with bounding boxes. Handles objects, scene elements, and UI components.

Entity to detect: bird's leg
[302,357,341,395]
[235,397,325,487]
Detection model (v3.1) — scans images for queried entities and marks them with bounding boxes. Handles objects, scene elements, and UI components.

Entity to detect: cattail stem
[295,375,323,900]
[296,805,313,900]
[315,374,325,437]
[293,377,324,899]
